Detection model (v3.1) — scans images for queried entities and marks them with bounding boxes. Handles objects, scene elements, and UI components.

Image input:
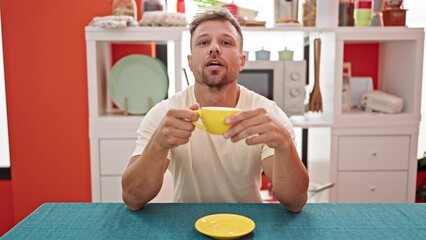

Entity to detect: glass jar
[302,0,317,27]
[142,0,165,12]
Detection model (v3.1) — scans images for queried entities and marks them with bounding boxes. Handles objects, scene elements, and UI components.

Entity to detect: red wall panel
[343,43,380,89]
[0,0,112,224]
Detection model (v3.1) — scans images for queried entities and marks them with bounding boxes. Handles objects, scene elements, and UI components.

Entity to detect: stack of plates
[108,54,168,115]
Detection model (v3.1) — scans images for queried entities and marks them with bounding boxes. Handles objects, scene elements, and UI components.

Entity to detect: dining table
[2,202,426,239]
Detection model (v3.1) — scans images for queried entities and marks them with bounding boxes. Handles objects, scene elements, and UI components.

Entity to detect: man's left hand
[224,108,292,150]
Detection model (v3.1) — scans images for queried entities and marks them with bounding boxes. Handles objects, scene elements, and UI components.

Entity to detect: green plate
[108,54,168,115]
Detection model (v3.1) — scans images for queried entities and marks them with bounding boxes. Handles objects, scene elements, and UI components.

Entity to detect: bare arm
[122,104,199,211]
[224,108,309,212]
[261,147,308,212]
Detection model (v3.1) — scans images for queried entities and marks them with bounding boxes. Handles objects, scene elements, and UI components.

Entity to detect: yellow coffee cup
[193,107,241,135]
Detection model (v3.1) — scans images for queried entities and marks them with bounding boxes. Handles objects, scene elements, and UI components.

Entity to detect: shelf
[85,26,185,42]
[335,112,420,127]
[335,27,424,41]
[289,113,333,128]
[89,116,142,139]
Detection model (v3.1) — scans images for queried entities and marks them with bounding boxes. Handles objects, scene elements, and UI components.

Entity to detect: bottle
[339,0,355,26]
[177,0,185,13]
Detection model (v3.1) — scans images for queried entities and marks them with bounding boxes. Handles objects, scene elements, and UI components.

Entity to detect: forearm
[272,143,309,212]
[122,138,169,211]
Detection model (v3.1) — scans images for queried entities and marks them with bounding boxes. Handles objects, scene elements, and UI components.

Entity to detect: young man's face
[188,20,246,89]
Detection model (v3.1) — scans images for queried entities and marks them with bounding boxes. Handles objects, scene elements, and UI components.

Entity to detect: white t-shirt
[132,85,296,203]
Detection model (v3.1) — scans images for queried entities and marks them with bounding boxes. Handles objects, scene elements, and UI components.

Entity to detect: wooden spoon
[309,38,323,112]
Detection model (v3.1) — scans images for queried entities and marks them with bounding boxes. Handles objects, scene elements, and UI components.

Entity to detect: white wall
[405,0,426,158]
[0,13,11,168]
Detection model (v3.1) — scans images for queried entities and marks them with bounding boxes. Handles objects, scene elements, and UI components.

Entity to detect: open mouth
[206,61,223,67]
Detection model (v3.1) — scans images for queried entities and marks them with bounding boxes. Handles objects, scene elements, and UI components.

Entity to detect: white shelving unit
[85,26,424,203]
[85,27,185,202]
[328,27,424,202]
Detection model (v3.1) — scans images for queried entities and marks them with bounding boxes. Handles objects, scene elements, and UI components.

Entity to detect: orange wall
[0,0,112,226]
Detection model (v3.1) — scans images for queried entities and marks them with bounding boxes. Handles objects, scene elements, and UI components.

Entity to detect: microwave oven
[238,60,306,116]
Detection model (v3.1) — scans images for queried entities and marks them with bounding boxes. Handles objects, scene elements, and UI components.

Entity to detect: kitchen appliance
[360,90,404,113]
[238,60,306,116]
[350,76,373,107]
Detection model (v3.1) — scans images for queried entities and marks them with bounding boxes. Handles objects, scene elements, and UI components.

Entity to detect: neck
[194,83,239,107]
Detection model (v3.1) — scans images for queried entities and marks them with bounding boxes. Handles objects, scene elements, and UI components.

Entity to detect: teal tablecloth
[2,203,426,239]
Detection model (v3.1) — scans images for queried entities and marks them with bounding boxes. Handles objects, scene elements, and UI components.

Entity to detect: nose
[209,42,221,54]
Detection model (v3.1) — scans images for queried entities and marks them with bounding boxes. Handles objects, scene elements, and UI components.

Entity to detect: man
[122,8,309,212]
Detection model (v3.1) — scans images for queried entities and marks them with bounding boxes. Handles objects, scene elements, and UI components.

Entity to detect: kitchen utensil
[182,68,190,86]
[309,38,322,112]
[371,12,384,26]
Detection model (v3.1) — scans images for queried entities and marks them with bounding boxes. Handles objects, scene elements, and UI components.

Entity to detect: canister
[354,0,372,26]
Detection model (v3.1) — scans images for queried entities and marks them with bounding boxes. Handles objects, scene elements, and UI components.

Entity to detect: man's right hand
[153,103,200,150]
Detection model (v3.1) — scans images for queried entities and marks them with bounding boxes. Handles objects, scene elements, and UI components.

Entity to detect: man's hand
[153,103,200,150]
[223,108,292,150]
[224,108,309,212]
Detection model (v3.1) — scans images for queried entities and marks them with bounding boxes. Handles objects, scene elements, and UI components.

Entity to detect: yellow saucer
[195,213,255,239]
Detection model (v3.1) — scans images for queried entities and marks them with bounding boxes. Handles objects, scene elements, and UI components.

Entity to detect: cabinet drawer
[336,171,407,203]
[100,172,174,203]
[338,136,409,171]
[100,139,135,175]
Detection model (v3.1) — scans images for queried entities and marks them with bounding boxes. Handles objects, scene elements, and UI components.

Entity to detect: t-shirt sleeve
[132,102,171,160]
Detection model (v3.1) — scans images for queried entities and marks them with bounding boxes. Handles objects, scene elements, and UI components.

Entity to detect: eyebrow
[193,33,238,43]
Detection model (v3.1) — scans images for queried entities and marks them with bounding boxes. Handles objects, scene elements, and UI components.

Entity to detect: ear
[187,55,193,71]
[239,53,246,72]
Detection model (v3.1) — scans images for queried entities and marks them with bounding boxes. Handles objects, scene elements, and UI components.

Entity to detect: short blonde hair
[188,7,243,51]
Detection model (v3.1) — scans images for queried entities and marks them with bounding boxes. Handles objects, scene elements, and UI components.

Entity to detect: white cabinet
[85,26,424,203]
[336,171,408,202]
[326,28,424,203]
[333,134,410,202]
[338,136,410,171]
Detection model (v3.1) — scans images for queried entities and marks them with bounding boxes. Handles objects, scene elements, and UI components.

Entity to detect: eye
[222,40,232,46]
[198,40,210,46]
